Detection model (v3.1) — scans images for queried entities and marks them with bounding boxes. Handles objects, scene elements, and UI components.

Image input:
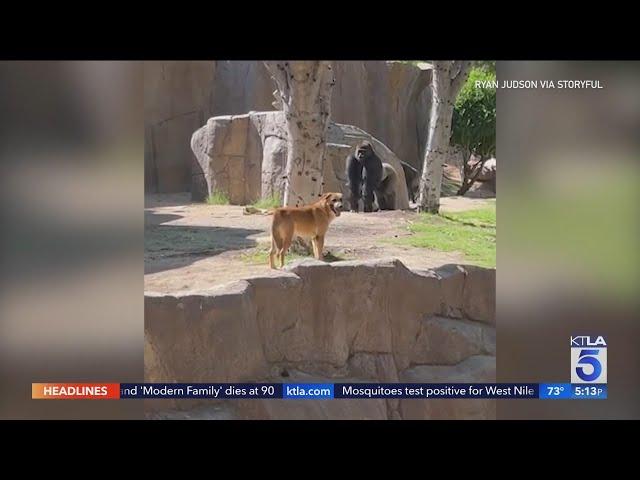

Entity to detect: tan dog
[269,193,343,269]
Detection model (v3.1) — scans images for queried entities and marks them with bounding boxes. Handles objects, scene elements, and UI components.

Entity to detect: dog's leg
[311,237,319,259]
[269,236,277,269]
[315,235,325,260]
[280,236,291,268]
[270,232,284,269]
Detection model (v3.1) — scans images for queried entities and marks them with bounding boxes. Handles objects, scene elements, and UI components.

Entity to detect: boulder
[191,111,410,209]
[476,157,497,182]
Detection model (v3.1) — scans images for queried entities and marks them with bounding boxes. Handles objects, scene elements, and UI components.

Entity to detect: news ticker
[31,336,607,401]
[31,383,607,400]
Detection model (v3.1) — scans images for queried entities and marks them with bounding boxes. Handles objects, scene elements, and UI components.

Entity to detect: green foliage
[452,67,496,159]
[393,203,496,268]
[473,60,496,74]
[251,193,281,210]
[206,190,230,205]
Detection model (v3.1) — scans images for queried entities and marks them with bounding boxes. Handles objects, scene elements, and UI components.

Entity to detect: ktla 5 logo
[571,336,607,384]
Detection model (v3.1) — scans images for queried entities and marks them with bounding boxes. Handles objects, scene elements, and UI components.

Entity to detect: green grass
[440,205,495,227]
[395,205,496,268]
[206,190,230,205]
[251,194,281,210]
[240,244,349,266]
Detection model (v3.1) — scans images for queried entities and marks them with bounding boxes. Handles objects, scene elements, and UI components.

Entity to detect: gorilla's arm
[362,153,383,212]
[346,154,363,211]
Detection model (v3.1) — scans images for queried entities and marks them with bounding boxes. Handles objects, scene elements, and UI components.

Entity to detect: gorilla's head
[355,141,374,161]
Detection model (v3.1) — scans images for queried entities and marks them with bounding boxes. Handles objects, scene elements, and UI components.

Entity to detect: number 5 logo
[576,349,602,382]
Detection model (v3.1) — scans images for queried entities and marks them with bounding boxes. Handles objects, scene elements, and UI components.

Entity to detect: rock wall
[145,61,432,193]
[144,259,496,420]
[144,61,215,192]
[191,111,411,209]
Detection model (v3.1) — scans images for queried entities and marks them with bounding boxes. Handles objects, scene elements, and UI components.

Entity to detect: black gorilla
[345,141,383,212]
[375,163,398,210]
[400,161,420,203]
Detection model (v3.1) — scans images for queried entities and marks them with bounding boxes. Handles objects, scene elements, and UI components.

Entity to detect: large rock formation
[191,111,411,209]
[144,259,496,420]
[144,61,215,192]
[145,61,432,193]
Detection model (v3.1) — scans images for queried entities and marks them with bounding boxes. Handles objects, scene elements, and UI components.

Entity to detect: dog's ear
[320,192,332,202]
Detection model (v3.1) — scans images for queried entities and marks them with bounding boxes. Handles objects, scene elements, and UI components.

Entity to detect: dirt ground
[144,192,494,293]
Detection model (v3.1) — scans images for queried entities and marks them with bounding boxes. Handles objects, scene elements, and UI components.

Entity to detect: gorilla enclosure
[144,61,496,420]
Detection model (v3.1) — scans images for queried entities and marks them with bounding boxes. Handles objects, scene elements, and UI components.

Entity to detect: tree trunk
[418,60,471,213]
[263,61,335,207]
